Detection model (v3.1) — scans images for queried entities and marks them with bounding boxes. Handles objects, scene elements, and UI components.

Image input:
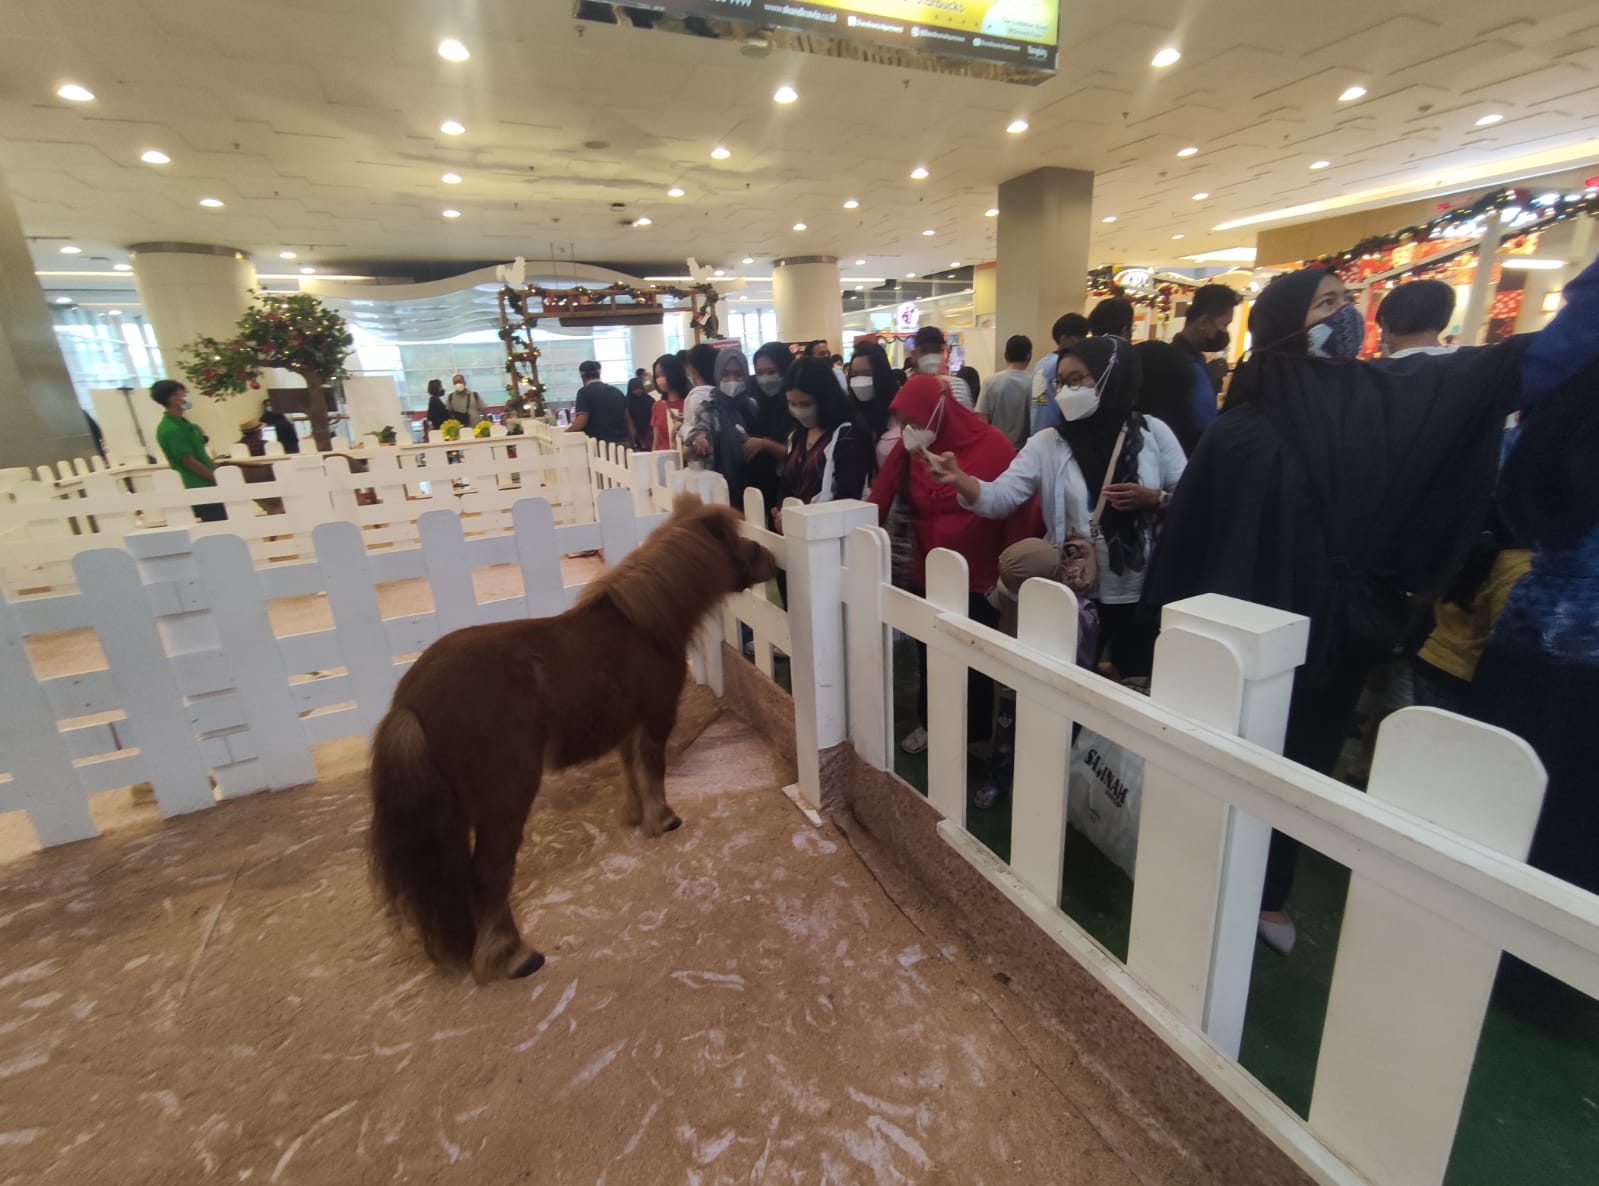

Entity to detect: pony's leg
[468,784,542,982]
[619,727,644,828]
[636,722,681,838]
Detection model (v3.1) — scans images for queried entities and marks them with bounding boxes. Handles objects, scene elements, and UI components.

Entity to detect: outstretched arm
[1521,250,1599,403]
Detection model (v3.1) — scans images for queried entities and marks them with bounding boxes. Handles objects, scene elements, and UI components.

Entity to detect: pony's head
[670,492,778,591]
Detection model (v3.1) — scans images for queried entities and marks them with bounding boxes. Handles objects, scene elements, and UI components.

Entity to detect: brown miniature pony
[368,493,777,983]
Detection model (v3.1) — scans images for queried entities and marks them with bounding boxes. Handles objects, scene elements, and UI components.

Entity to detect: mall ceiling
[6,0,1599,296]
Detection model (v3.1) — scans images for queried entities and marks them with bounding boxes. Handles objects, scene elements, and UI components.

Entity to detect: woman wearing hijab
[649,353,689,452]
[869,374,1029,756]
[679,345,758,503]
[929,336,1187,684]
[740,341,801,516]
[1140,259,1590,953]
[1133,340,1204,457]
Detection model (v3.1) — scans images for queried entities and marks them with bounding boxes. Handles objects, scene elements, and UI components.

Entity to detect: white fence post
[191,533,317,791]
[844,524,893,770]
[923,547,971,824]
[1008,579,1080,904]
[123,529,269,799]
[417,509,478,635]
[783,498,877,810]
[1309,708,1546,1186]
[73,547,216,817]
[313,521,398,741]
[511,498,566,617]
[0,590,98,846]
[1128,593,1309,1056]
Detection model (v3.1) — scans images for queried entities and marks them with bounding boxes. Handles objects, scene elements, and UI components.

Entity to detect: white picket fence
[0,432,613,597]
[832,519,1599,1186]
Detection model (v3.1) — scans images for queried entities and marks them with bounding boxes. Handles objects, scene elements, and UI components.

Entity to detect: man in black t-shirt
[567,361,630,443]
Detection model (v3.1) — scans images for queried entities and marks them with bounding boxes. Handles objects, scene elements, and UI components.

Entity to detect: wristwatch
[1158,489,1172,511]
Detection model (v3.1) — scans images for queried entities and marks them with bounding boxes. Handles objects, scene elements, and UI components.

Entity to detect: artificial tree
[179,291,354,452]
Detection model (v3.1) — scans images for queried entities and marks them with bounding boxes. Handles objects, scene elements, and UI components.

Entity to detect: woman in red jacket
[869,374,1033,755]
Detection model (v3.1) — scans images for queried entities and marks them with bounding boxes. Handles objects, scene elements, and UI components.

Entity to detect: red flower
[249,381,261,390]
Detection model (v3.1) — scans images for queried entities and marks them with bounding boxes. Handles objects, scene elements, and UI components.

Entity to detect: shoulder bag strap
[1089,424,1130,529]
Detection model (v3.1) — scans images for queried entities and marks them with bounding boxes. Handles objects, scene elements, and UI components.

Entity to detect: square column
[995,168,1094,356]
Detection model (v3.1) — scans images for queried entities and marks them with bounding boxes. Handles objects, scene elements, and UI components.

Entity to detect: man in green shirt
[151,379,227,521]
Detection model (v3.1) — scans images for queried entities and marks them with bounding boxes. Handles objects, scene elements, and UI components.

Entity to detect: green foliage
[179,291,354,400]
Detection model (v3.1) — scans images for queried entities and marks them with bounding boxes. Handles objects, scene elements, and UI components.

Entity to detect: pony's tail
[367,706,474,969]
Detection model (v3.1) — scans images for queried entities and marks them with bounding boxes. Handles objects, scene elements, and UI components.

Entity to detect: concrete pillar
[131,243,258,451]
[0,168,95,470]
[973,263,998,368]
[773,256,842,352]
[995,167,1094,354]
[628,322,668,376]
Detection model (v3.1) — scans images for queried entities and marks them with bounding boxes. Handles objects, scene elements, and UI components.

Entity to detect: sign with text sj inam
[650,1,1058,79]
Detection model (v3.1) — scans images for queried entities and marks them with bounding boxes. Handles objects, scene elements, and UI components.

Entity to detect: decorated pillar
[131,242,258,448]
[773,256,842,353]
[0,167,95,470]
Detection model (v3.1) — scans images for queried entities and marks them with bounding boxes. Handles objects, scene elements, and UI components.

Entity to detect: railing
[836,520,1599,1186]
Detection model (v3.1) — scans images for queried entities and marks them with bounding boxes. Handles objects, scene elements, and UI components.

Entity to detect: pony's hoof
[511,950,546,979]
[663,813,682,833]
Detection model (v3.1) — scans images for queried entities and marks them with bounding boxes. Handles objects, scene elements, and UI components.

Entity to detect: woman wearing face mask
[443,373,485,427]
[624,375,654,452]
[775,357,876,528]
[741,342,802,513]
[846,341,901,464]
[928,337,1186,685]
[649,353,689,452]
[1141,261,1571,953]
[687,346,759,503]
[425,378,450,432]
[869,373,1029,756]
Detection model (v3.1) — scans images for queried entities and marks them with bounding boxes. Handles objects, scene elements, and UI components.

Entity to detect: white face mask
[719,379,741,397]
[453,382,466,392]
[1054,385,1101,422]
[901,425,936,453]
[790,404,818,428]
[916,353,942,374]
[849,375,876,400]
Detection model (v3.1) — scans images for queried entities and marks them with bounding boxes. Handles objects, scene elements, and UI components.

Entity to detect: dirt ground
[0,685,1166,1186]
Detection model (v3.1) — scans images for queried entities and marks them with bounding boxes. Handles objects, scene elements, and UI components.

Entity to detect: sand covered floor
[0,694,1162,1186]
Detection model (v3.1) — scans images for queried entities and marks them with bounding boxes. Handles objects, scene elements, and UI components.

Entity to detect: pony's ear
[671,490,704,517]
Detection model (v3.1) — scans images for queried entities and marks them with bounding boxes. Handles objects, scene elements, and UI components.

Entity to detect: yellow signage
[840,1,1057,48]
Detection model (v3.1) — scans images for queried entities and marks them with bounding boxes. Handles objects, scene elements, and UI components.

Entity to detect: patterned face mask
[1307,301,1365,358]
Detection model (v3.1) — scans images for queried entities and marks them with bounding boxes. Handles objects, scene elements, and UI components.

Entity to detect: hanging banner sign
[607,1,1058,82]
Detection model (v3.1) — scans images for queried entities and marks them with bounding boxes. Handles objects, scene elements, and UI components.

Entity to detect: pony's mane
[576,500,743,644]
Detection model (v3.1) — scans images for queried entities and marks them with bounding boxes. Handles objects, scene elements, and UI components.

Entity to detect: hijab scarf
[886,374,1016,518]
[707,347,752,481]
[1055,336,1150,576]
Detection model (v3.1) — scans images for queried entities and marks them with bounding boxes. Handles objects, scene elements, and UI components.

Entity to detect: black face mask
[1203,329,1230,353]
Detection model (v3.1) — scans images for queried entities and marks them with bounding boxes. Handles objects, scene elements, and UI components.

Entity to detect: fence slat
[193,534,317,792]
[844,525,892,770]
[72,548,215,817]
[417,510,478,635]
[1008,579,1080,905]
[0,590,98,845]
[924,547,971,823]
[313,521,398,741]
[1309,707,1546,1186]
[512,499,564,617]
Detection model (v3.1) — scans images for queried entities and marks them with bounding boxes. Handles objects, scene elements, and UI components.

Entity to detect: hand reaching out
[1102,483,1161,511]
[922,451,963,485]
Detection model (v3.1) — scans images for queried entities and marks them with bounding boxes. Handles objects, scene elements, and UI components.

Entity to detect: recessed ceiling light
[1339,86,1367,102]
[741,256,754,264]
[441,172,462,184]
[113,263,132,272]
[950,260,961,267]
[442,208,461,218]
[984,207,999,217]
[59,245,81,255]
[921,228,935,236]
[634,216,652,226]
[774,85,797,104]
[437,38,470,61]
[793,222,807,231]
[140,149,170,165]
[439,119,465,135]
[905,271,915,278]
[855,285,865,291]
[843,198,859,209]
[1176,146,1199,158]
[714,268,725,276]
[1310,160,1331,170]
[855,258,866,266]
[667,186,685,197]
[198,197,224,207]
[710,145,731,160]
[1171,233,1185,240]
[55,296,72,305]
[56,83,94,102]
[910,166,929,180]
[1006,119,1029,134]
[107,309,122,316]
[300,266,316,274]
[1475,113,1503,127]
[279,250,297,260]
[1193,192,1210,200]
[1102,215,1117,223]
[1151,47,1181,68]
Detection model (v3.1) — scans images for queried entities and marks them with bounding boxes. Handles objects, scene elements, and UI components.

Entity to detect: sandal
[971,782,1007,811]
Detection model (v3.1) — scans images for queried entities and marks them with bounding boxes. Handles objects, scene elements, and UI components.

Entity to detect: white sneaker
[1257,915,1297,955]
[900,727,928,755]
